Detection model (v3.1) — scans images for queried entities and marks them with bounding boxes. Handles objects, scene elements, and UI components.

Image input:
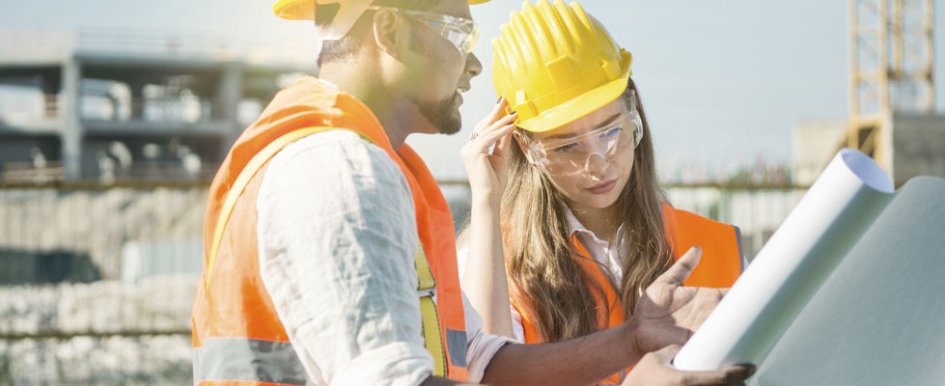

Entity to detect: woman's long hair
[503,78,672,342]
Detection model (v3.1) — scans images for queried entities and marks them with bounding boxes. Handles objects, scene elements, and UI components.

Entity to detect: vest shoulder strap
[206,126,363,286]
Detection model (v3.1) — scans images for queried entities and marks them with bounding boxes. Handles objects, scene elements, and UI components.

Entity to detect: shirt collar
[562,205,624,249]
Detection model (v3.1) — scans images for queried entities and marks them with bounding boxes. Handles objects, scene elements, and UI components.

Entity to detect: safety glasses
[520,103,644,176]
[368,6,479,56]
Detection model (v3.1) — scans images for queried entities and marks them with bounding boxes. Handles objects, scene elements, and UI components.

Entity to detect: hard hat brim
[273,0,490,20]
[273,0,314,20]
[516,74,630,133]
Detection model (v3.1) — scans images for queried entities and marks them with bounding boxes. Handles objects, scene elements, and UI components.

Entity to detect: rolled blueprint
[673,149,895,370]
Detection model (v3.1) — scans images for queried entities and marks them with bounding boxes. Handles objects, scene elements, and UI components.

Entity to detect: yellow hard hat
[273,0,490,21]
[273,0,489,42]
[492,0,632,133]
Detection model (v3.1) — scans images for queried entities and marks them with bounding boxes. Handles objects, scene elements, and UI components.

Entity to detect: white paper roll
[673,149,894,370]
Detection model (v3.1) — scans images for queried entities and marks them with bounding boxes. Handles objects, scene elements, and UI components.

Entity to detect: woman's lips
[586,179,617,194]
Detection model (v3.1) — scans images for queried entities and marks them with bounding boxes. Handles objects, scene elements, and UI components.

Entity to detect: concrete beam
[217,63,243,157]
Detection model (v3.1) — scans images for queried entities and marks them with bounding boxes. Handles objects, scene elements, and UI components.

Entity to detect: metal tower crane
[848,0,935,173]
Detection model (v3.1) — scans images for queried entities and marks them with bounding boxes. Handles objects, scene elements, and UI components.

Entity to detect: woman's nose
[583,152,610,181]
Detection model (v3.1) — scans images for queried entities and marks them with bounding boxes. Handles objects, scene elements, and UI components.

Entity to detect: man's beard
[409,93,462,135]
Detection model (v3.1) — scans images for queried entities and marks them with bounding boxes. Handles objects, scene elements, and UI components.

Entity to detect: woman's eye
[552,143,579,153]
[601,126,622,138]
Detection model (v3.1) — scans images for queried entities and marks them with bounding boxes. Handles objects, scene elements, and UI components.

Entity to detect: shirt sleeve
[456,243,517,382]
[256,131,433,386]
[509,305,526,343]
[456,244,526,345]
[462,292,515,383]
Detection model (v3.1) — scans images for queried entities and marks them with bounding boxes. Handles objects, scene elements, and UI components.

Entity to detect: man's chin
[437,112,462,135]
[436,94,464,135]
[422,100,463,135]
[407,93,464,135]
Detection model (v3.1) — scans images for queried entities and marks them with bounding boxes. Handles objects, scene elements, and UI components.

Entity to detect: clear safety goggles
[520,104,644,176]
[368,6,480,56]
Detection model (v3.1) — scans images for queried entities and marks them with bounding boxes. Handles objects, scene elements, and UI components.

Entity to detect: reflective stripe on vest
[416,245,448,377]
[416,245,468,374]
[193,338,309,385]
[201,127,453,380]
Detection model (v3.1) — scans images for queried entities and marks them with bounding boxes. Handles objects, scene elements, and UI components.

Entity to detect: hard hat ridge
[492,0,632,133]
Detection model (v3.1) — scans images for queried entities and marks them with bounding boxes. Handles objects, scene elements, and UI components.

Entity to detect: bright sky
[2,0,943,179]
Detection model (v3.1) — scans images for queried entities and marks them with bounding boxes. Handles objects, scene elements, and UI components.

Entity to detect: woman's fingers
[473,112,516,138]
[492,124,515,159]
[469,114,516,151]
[487,97,509,123]
[491,124,516,159]
[473,98,510,131]
[476,118,515,146]
[475,123,515,154]
[473,98,512,130]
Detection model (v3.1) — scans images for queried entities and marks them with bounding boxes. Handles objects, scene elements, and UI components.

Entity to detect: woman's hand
[460,98,516,205]
[630,247,727,354]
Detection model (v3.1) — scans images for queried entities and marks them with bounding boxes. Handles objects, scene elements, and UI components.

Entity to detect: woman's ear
[512,130,536,164]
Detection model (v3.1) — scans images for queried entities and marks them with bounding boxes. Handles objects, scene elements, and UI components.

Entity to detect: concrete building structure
[793,114,945,187]
[792,119,850,187]
[0,29,314,182]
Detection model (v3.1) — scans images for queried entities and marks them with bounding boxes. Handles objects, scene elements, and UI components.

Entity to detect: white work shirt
[256,130,510,386]
[457,206,625,343]
[563,206,627,284]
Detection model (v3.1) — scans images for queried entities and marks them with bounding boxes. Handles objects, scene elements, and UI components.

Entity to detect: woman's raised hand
[461,98,517,204]
[459,99,518,338]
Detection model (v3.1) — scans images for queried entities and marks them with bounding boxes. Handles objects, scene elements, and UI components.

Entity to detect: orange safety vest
[512,204,744,385]
[191,77,469,385]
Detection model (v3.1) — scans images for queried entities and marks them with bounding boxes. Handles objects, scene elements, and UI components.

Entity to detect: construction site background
[0,179,805,384]
[1,1,943,384]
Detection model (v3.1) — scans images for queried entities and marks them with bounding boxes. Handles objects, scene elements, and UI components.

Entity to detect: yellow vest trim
[206,127,337,286]
[416,246,447,377]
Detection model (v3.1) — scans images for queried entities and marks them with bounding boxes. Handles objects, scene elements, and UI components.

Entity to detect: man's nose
[466,52,483,78]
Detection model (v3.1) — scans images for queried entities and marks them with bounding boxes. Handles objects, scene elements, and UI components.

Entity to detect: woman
[460,0,745,383]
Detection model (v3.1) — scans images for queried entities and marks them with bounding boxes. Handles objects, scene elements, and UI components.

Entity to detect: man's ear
[372,9,408,59]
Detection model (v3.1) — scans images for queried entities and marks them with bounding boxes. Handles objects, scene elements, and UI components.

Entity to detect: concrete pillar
[41,73,61,119]
[130,80,145,121]
[61,58,83,181]
[217,63,243,159]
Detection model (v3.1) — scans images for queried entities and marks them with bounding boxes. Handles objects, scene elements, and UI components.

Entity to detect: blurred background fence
[0,182,204,385]
[0,179,804,384]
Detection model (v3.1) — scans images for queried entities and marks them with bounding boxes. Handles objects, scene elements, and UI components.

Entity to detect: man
[191,1,754,385]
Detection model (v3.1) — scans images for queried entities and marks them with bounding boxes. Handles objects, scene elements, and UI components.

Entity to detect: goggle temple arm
[513,130,543,168]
